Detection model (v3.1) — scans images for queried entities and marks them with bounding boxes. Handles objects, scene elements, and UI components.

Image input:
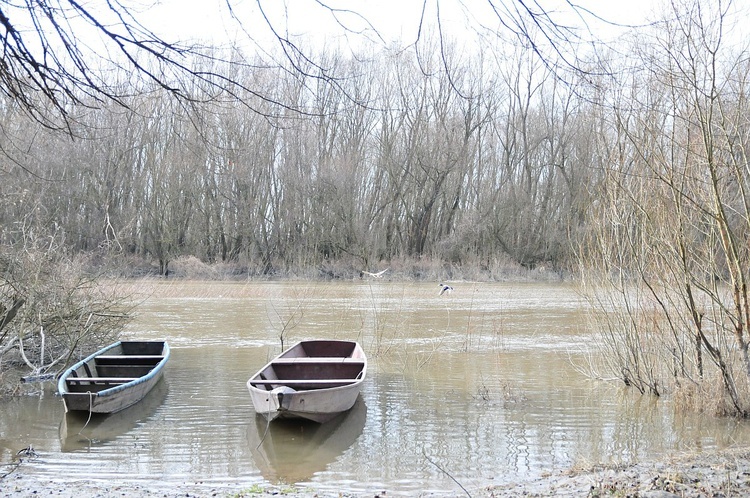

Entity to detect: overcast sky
[144,0,662,51]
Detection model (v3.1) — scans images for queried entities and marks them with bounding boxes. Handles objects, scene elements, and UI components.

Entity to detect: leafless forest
[3,0,750,415]
[4,39,583,279]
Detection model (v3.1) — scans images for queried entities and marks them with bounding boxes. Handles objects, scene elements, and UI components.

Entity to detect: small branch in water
[20,373,55,383]
[0,461,20,480]
[422,447,471,497]
[2,445,40,481]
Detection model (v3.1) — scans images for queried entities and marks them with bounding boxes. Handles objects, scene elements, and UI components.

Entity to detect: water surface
[2,280,748,495]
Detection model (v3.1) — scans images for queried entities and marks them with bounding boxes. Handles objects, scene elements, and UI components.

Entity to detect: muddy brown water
[2,280,749,495]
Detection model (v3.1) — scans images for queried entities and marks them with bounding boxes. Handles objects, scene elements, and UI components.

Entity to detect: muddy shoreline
[3,446,750,497]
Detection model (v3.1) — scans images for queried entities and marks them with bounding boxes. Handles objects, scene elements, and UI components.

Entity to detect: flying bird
[439,283,454,296]
[361,268,389,278]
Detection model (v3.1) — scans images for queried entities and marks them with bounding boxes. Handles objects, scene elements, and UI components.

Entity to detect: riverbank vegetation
[578,2,750,417]
[2,0,750,417]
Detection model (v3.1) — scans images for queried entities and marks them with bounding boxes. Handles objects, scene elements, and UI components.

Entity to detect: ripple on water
[4,282,750,495]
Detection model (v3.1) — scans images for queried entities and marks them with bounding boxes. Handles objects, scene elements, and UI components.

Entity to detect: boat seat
[66,377,139,385]
[96,355,164,359]
[272,358,364,364]
[249,379,360,385]
[95,355,165,366]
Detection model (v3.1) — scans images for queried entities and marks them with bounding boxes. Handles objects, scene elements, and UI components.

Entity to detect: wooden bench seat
[249,379,360,385]
[271,358,364,364]
[67,377,139,384]
[95,355,164,363]
[95,355,165,366]
[96,355,164,360]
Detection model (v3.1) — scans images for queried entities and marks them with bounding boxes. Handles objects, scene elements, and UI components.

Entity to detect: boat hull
[250,382,363,423]
[57,340,170,414]
[247,340,367,423]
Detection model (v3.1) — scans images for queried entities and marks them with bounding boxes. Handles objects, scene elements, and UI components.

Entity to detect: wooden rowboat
[57,340,170,414]
[247,340,367,423]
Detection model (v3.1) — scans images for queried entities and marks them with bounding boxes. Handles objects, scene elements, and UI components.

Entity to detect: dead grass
[670,370,750,417]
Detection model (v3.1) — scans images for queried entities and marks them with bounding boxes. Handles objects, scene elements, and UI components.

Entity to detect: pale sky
[144,0,663,51]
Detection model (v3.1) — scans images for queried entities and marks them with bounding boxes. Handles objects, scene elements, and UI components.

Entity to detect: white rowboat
[247,340,367,423]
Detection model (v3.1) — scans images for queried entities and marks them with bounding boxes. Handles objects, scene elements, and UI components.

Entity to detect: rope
[256,413,272,450]
[78,391,94,435]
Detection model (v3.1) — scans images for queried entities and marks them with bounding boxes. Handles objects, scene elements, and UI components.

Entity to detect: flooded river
[2,280,750,495]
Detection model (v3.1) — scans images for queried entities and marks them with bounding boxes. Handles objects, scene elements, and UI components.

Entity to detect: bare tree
[0,0,336,134]
[0,0,642,135]
[580,0,750,415]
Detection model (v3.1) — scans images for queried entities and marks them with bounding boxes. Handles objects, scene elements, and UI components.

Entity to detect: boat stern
[271,386,297,412]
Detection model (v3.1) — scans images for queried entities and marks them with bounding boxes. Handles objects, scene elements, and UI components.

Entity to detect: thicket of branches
[0,219,130,387]
[579,0,750,416]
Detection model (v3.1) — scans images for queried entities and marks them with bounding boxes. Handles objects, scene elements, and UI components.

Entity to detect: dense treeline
[1,41,586,278]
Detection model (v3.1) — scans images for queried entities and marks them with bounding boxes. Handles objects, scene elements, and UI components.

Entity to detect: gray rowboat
[57,340,169,414]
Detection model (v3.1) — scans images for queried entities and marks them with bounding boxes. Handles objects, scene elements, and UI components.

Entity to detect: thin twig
[0,461,21,480]
[422,447,471,497]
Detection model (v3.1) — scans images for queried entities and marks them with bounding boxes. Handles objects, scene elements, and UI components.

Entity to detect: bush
[0,224,132,384]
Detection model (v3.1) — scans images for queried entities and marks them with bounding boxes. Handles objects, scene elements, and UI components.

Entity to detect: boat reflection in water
[248,395,366,483]
[59,379,168,451]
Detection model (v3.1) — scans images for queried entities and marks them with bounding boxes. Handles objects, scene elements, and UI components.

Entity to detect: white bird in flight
[439,283,454,296]
[361,268,389,278]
